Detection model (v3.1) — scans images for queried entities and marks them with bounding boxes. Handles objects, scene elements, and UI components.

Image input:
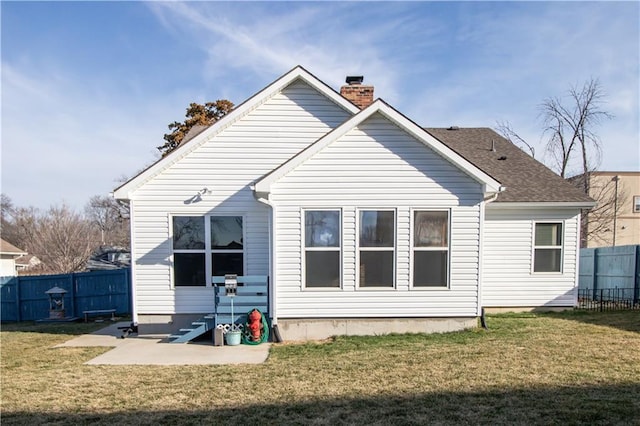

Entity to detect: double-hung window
[358,210,395,288]
[533,222,563,273]
[172,215,244,286]
[304,210,341,288]
[413,210,449,287]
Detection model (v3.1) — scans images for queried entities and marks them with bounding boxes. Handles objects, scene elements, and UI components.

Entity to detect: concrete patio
[55,322,270,366]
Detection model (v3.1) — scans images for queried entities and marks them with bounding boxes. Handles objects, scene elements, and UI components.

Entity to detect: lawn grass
[1,311,639,425]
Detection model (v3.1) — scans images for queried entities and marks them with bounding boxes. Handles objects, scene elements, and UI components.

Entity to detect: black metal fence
[577,287,640,311]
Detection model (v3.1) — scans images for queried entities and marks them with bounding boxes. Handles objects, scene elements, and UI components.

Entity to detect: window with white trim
[172,216,243,286]
[533,222,563,273]
[633,196,640,213]
[304,210,341,288]
[413,210,449,287]
[210,216,244,276]
[358,210,395,287]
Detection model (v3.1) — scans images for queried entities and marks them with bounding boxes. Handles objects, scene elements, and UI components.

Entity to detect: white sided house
[114,66,595,340]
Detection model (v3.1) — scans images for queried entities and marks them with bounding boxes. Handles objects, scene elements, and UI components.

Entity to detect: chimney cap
[345,76,364,85]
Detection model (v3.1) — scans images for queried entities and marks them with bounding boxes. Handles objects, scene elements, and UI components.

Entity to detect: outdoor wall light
[183,187,212,205]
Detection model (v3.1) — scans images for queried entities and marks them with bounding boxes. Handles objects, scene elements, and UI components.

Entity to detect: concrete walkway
[55,322,270,365]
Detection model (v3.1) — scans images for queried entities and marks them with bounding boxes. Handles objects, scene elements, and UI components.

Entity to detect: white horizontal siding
[129,80,351,315]
[270,113,484,318]
[482,207,580,307]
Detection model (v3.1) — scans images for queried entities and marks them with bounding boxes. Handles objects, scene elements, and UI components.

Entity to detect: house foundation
[276,317,477,341]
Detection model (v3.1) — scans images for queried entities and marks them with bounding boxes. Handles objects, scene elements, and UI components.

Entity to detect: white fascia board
[254,99,502,195]
[113,66,359,201]
[487,201,597,209]
[2,251,26,257]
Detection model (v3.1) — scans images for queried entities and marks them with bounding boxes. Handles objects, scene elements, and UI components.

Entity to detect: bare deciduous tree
[1,198,100,274]
[495,121,536,157]
[36,205,98,273]
[85,195,130,247]
[570,173,629,247]
[498,80,616,247]
[1,193,15,235]
[541,78,612,189]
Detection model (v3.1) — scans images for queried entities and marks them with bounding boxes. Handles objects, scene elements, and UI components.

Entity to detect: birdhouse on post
[45,286,67,319]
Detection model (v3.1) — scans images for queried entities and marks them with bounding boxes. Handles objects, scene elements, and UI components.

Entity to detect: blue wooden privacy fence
[578,245,640,305]
[0,269,131,322]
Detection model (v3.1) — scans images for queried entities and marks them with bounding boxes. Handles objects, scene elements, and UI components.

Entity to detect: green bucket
[225,331,241,346]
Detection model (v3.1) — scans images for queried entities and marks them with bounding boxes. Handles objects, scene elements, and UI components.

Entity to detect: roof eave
[255,100,503,196]
[487,201,597,209]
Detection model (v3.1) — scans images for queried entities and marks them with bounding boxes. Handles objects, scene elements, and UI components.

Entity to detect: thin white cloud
[146,2,435,104]
[1,61,167,209]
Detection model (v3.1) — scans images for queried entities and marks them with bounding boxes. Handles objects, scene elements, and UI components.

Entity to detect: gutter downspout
[478,186,506,329]
[255,193,282,342]
[573,211,582,308]
[113,196,138,326]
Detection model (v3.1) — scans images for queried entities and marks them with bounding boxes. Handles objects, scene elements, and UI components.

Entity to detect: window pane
[305,251,340,288]
[534,249,562,272]
[211,216,243,249]
[174,253,205,286]
[414,211,448,247]
[305,211,340,247]
[359,251,394,287]
[535,223,562,246]
[212,253,244,276]
[414,251,448,287]
[359,211,394,247]
[634,196,640,213]
[173,217,205,249]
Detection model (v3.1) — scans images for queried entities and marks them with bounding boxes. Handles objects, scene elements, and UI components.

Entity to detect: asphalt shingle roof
[0,238,26,255]
[425,127,595,203]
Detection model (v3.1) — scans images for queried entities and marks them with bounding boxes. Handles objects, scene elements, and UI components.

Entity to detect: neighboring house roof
[0,238,26,257]
[15,254,42,269]
[426,128,595,205]
[180,125,208,145]
[254,99,503,196]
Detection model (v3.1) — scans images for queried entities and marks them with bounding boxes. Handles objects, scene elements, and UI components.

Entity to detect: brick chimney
[340,76,374,109]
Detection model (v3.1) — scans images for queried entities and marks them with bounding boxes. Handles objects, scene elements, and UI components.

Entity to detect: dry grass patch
[1,311,639,425]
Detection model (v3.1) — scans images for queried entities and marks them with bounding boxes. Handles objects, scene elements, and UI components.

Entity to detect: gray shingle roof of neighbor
[0,238,26,255]
[180,125,209,145]
[425,127,595,204]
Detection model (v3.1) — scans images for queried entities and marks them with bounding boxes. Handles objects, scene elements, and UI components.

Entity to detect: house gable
[114,66,359,201]
[254,100,503,198]
[265,110,488,319]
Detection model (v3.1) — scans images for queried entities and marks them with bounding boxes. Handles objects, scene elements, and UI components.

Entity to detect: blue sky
[2,1,639,210]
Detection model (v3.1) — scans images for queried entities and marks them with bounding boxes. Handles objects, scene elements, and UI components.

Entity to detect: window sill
[410,286,450,291]
[302,287,343,291]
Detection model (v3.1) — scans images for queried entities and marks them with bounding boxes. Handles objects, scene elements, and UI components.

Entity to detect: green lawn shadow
[3,382,639,425]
